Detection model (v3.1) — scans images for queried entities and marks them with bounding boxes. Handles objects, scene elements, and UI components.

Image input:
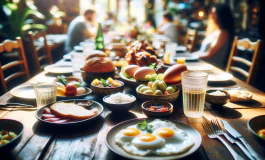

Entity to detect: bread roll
[133,67,156,81]
[85,50,106,60]
[82,56,115,73]
[163,64,187,83]
[50,102,98,120]
[124,65,140,77]
[228,90,253,102]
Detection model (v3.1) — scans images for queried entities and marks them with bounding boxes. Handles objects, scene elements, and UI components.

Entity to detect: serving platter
[105,118,202,160]
[44,64,73,74]
[35,99,103,126]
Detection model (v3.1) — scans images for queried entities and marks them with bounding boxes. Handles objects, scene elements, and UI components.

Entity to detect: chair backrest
[0,37,30,92]
[28,31,53,73]
[226,36,261,84]
[184,28,197,52]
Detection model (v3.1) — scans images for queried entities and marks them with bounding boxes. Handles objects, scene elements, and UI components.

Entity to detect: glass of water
[34,82,57,108]
[181,71,208,118]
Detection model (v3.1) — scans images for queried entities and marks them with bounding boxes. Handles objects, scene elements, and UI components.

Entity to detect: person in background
[103,12,117,32]
[65,9,96,53]
[142,14,156,34]
[157,12,178,42]
[193,4,235,70]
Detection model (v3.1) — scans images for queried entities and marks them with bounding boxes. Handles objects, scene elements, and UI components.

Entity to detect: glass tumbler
[34,82,57,108]
[181,71,208,118]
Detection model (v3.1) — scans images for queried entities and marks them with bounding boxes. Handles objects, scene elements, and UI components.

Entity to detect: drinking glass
[71,52,86,77]
[34,82,57,108]
[181,71,208,118]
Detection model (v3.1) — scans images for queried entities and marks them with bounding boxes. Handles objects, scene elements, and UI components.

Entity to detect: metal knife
[0,103,34,108]
[221,120,263,160]
[222,131,254,160]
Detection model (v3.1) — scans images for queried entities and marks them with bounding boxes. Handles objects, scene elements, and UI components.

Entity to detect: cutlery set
[0,103,36,111]
[203,119,262,160]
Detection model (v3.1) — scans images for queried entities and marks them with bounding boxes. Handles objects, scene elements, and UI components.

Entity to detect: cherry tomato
[65,83,77,96]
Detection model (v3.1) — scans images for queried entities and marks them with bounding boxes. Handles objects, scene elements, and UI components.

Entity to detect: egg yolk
[139,134,157,142]
[158,128,175,138]
[123,128,140,136]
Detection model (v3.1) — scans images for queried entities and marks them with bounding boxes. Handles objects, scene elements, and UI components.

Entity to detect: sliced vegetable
[57,75,68,86]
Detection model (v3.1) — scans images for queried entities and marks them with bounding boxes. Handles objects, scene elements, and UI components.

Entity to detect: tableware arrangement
[222,120,263,160]
[103,93,136,112]
[141,100,173,117]
[211,119,254,160]
[247,115,265,143]
[35,99,103,126]
[0,119,24,152]
[202,121,244,160]
[105,118,202,160]
[205,90,230,106]
[34,82,57,108]
[182,71,208,118]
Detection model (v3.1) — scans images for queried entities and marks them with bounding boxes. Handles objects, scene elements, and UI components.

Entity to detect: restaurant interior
[0,0,265,160]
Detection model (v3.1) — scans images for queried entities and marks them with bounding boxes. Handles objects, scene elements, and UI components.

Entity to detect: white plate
[11,85,36,99]
[187,64,213,71]
[208,72,233,82]
[105,118,202,160]
[44,64,73,74]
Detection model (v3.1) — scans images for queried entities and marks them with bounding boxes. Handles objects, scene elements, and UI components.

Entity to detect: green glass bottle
[95,23,104,51]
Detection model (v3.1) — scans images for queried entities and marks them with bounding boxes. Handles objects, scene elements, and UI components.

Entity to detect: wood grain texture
[0,58,265,160]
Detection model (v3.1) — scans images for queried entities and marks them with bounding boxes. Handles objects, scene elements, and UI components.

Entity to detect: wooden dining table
[1,58,265,160]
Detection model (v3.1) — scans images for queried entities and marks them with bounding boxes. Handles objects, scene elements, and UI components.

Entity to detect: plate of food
[105,118,202,160]
[35,99,103,126]
[0,119,24,152]
[44,64,73,74]
[91,77,124,96]
[55,76,92,99]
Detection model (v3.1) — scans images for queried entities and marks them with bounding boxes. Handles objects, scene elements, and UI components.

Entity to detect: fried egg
[115,125,142,146]
[152,127,194,155]
[132,133,165,149]
[114,119,194,157]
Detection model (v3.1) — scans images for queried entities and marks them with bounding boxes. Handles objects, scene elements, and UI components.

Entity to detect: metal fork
[202,122,244,160]
[211,119,254,160]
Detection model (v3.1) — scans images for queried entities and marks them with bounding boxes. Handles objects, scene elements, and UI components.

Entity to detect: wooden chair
[184,28,197,52]
[0,37,30,92]
[226,36,261,84]
[28,31,53,73]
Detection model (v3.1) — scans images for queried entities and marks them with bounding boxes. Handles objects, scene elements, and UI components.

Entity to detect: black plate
[0,119,24,153]
[35,99,104,127]
[248,115,265,143]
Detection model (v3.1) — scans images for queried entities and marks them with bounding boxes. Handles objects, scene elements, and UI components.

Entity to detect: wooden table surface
[1,60,265,160]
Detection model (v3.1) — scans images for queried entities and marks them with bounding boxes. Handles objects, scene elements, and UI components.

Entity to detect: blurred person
[142,14,156,34]
[65,9,96,53]
[103,12,117,32]
[193,4,235,70]
[157,12,178,42]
